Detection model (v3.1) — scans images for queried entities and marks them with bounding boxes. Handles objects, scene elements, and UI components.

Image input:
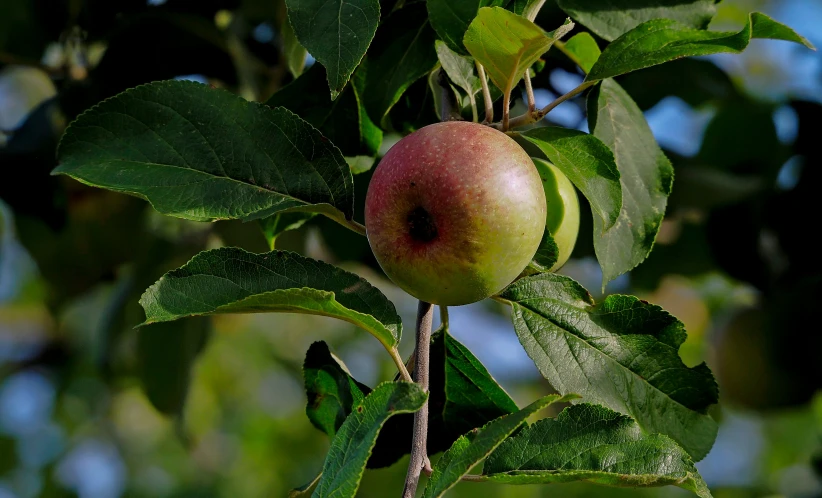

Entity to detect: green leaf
[304,341,370,437]
[587,12,815,82]
[360,3,438,126]
[531,230,559,272]
[423,394,578,498]
[266,64,382,157]
[428,0,505,55]
[560,32,600,73]
[463,8,573,99]
[139,247,402,349]
[587,79,673,286]
[259,212,316,250]
[280,15,308,78]
[55,81,355,224]
[305,325,519,469]
[314,382,427,498]
[556,0,716,42]
[499,272,719,460]
[484,403,713,498]
[435,41,481,115]
[371,325,520,468]
[521,127,621,231]
[428,68,465,121]
[137,317,211,416]
[438,326,520,434]
[285,0,379,99]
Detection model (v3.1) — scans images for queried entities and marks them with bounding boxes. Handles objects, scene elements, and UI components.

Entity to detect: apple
[364,121,546,306]
[532,158,580,272]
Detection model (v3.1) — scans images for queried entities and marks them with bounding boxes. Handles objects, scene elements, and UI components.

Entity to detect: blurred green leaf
[484,403,712,498]
[280,15,308,78]
[138,316,211,415]
[304,341,370,437]
[697,99,785,175]
[428,0,505,55]
[587,13,815,81]
[522,127,621,231]
[55,81,355,224]
[561,32,600,73]
[463,8,573,99]
[139,247,402,349]
[556,0,716,41]
[259,212,316,250]
[0,0,46,58]
[360,3,438,126]
[345,156,376,175]
[587,79,673,286]
[618,58,737,110]
[500,272,719,460]
[423,394,578,498]
[314,382,427,498]
[285,0,379,98]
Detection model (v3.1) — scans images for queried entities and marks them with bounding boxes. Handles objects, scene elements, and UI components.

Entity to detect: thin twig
[402,301,434,498]
[524,71,536,113]
[495,80,595,130]
[535,80,595,120]
[476,61,494,124]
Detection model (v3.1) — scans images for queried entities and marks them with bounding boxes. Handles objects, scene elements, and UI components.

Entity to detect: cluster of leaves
[47,0,813,496]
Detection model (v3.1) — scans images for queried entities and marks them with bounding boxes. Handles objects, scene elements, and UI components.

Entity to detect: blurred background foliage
[1,0,821,496]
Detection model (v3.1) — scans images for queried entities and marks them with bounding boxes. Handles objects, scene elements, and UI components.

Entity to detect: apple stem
[524,71,536,113]
[476,61,494,124]
[402,300,434,498]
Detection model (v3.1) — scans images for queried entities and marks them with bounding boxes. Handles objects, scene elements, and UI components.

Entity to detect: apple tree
[48,1,814,496]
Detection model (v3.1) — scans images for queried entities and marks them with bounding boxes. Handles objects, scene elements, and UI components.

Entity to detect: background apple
[532,157,580,272]
[364,121,546,306]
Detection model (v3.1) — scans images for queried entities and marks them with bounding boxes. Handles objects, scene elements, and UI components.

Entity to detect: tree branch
[402,301,434,498]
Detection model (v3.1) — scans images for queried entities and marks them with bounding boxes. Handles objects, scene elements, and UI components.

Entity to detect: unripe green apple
[364,121,546,306]
[532,157,580,271]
